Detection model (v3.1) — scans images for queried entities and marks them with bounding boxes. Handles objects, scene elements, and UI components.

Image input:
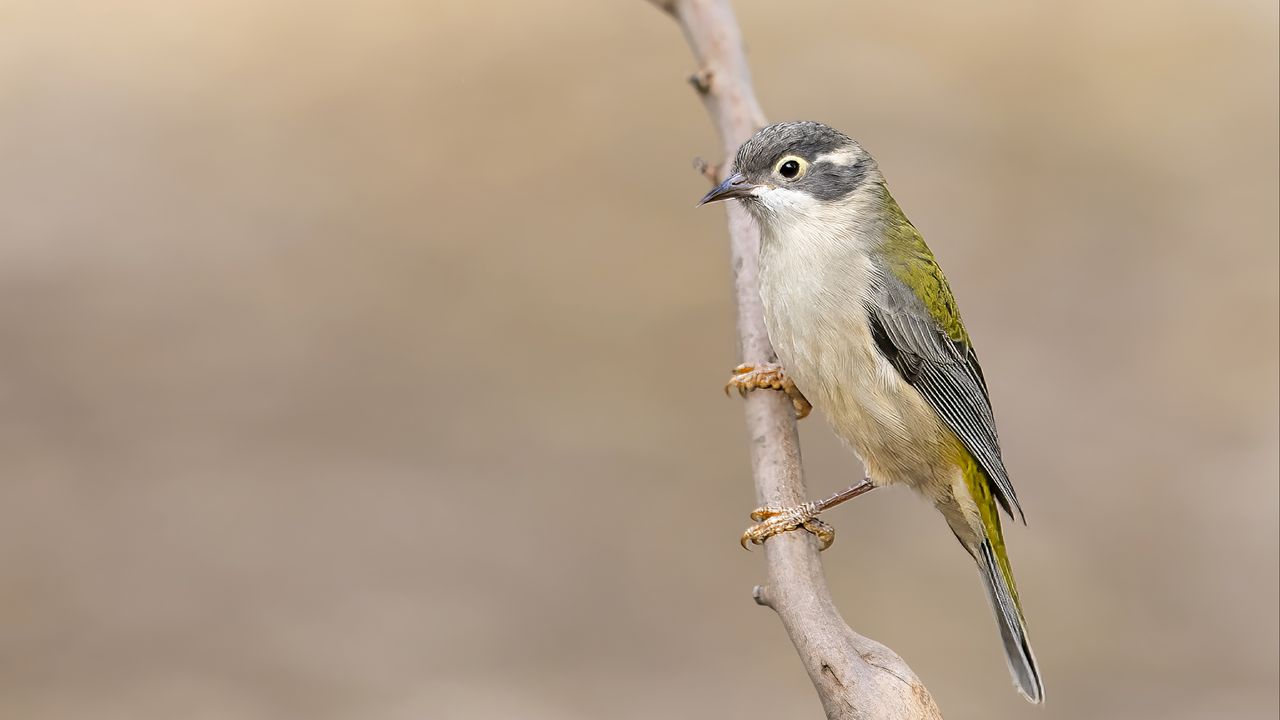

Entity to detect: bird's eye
[774,156,807,180]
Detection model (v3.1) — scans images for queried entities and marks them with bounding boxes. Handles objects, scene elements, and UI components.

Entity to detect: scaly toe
[749,505,784,522]
[739,502,823,550]
[801,518,835,551]
[724,363,811,422]
[790,395,813,420]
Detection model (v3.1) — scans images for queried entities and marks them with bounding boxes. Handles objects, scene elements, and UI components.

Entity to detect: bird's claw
[724,363,812,419]
[740,502,834,551]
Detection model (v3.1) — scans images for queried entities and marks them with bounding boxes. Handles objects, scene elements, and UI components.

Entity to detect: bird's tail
[954,445,1044,704]
[976,535,1044,704]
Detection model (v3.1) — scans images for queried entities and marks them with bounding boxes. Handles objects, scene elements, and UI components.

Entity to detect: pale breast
[758,227,956,493]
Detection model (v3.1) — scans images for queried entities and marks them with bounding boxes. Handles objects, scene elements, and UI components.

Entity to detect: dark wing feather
[867,274,1024,522]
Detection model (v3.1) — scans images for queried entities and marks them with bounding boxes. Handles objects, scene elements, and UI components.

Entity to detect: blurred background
[1,1,1276,718]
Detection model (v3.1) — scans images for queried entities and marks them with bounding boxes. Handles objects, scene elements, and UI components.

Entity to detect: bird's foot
[725,363,812,419]
[740,503,834,551]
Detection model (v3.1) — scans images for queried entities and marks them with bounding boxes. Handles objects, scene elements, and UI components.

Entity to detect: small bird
[700,121,1043,703]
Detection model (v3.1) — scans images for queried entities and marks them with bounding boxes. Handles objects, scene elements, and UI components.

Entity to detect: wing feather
[867,273,1024,522]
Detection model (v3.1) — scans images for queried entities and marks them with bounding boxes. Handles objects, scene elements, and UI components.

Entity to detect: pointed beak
[697,172,759,206]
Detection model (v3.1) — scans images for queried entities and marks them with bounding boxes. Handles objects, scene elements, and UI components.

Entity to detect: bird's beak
[697,172,759,206]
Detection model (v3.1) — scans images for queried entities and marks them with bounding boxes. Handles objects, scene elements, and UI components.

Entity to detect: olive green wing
[865,260,1025,523]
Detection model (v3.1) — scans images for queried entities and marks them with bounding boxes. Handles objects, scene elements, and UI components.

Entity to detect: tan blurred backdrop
[1,1,1277,718]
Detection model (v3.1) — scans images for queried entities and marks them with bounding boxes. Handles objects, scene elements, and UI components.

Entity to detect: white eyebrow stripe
[814,149,859,166]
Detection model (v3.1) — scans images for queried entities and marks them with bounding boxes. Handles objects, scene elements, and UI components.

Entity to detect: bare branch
[645,0,677,16]
[691,156,720,182]
[648,1,945,717]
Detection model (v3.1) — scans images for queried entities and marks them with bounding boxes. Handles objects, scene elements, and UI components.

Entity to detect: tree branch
[648,1,945,717]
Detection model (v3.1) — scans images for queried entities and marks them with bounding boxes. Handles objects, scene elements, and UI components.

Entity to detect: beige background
[1,1,1277,718]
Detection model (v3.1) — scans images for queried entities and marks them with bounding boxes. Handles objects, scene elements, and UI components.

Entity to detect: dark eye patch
[802,156,872,201]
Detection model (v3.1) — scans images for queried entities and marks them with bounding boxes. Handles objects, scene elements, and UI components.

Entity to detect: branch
[648,1,945,717]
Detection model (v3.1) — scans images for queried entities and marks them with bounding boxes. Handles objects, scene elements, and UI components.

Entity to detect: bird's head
[698,121,881,224]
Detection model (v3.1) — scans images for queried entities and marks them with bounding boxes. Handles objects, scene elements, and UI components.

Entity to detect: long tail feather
[954,439,1044,702]
[978,539,1044,703]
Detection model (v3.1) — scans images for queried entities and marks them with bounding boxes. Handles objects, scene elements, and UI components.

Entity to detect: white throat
[753,183,886,284]
[750,183,888,393]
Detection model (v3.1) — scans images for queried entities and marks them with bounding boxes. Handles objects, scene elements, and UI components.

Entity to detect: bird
[699,120,1044,704]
